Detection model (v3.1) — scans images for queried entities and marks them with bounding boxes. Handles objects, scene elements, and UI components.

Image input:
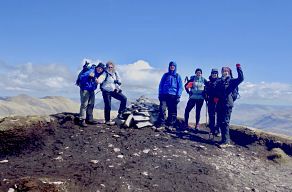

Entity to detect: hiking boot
[86,119,99,125]
[117,113,124,119]
[166,125,176,132]
[105,121,115,126]
[209,133,215,141]
[79,119,88,127]
[156,126,165,131]
[155,121,165,128]
[182,123,189,130]
[195,124,200,130]
[218,142,233,148]
[214,130,221,137]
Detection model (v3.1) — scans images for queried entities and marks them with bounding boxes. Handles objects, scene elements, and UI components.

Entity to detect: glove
[236,63,241,68]
[114,89,122,93]
[213,97,219,104]
[114,80,121,86]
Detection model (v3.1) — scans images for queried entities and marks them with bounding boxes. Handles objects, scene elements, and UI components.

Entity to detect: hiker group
[76,60,244,148]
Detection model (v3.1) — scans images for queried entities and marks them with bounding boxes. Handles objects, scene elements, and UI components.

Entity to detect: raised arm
[228,64,244,93]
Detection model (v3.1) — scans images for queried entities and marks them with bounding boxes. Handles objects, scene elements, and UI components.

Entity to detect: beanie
[221,67,231,74]
[195,68,202,74]
[211,68,218,74]
[96,62,105,69]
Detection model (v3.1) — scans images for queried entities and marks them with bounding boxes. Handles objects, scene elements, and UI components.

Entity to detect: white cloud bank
[239,81,292,105]
[117,60,163,98]
[0,60,291,105]
[0,62,76,96]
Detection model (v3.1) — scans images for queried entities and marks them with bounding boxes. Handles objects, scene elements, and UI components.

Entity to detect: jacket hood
[168,61,177,75]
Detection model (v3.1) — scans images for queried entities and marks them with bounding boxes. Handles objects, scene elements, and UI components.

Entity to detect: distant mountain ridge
[0,95,291,136]
[232,104,292,136]
[0,94,108,117]
[177,101,292,136]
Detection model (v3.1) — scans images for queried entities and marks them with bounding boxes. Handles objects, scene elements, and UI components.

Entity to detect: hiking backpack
[228,69,240,101]
[232,86,240,101]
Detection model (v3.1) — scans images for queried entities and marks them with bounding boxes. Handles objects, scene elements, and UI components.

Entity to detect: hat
[195,68,202,74]
[221,67,231,73]
[96,62,105,69]
[211,68,218,74]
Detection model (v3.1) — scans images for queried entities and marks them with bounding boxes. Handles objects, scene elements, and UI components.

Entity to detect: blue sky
[0,0,292,104]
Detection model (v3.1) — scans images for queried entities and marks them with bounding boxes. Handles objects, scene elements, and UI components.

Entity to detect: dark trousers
[217,104,233,143]
[102,91,127,122]
[158,94,178,126]
[207,100,218,134]
[184,98,204,126]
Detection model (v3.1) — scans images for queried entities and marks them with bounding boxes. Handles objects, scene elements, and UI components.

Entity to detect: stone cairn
[114,96,159,129]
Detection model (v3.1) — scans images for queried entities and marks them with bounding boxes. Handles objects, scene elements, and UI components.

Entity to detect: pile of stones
[114,96,159,129]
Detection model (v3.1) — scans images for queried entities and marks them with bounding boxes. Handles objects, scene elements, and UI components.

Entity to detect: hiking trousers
[158,94,178,126]
[184,98,204,126]
[102,90,127,122]
[217,104,233,144]
[207,100,218,134]
[79,89,95,121]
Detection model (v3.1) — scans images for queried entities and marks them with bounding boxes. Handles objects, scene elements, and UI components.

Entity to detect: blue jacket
[79,67,103,91]
[158,62,183,97]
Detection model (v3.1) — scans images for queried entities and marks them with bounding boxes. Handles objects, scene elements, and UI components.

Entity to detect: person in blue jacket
[78,62,105,127]
[157,61,183,128]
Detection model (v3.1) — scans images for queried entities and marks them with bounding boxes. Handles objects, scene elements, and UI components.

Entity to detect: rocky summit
[0,99,292,192]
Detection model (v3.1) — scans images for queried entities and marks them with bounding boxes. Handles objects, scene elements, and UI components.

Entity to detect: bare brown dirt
[0,113,291,192]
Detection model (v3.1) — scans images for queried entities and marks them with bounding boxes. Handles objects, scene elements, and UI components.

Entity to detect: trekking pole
[205,101,208,127]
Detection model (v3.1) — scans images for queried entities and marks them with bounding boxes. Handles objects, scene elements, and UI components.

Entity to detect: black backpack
[229,69,240,101]
[232,86,240,101]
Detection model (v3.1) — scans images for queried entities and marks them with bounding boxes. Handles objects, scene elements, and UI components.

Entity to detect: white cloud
[239,81,292,105]
[0,62,76,96]
[117,60,164,98]
[1,60,291,105]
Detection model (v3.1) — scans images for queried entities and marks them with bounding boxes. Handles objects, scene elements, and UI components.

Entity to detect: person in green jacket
[184,68,207,130]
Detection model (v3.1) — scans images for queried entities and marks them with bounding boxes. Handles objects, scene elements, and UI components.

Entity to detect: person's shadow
[163,119,219,146]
